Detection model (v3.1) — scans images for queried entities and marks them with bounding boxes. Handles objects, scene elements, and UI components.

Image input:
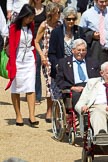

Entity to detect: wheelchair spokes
[52,99,66,141]
[52,97,79,145]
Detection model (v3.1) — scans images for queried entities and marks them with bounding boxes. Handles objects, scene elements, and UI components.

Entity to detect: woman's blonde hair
[46,2,61,21]
[29,0,45,8]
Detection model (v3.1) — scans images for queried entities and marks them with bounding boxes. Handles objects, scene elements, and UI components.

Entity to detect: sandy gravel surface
[0,77,108,162]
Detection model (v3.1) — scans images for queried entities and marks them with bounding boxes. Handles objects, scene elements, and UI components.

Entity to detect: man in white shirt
[0,6,8,37]
[7,0,29,21]
[66,0,77,10]
[0,6,8,52]
[79,0,108,64]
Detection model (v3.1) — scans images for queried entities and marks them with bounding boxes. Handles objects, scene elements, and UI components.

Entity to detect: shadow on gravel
[47,129,52,133]
[20,96,46,102]
[41,97,46,101]
[0,101,12,105]
[5,118,16,125]
[35,113,46,119]
[50,133,83,147]
[20,97,27,102]
[74,160,81,162]
[75,156,108,162]
[5,118,39,128]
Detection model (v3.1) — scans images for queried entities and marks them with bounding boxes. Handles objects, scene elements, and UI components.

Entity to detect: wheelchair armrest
[62,89,71,94]
[61,89,73,109]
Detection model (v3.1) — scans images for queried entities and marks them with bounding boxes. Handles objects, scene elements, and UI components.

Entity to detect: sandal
[35,100,41,105]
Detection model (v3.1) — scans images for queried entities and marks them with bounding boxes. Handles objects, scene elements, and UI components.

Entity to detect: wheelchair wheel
[68,129,75,145]
[82,149,93,162]
[87,156,92,162]
[52,99,66,141]
[82,148,87,162]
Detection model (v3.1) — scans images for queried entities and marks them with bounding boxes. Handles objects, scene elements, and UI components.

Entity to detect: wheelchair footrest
[93,133,108,145]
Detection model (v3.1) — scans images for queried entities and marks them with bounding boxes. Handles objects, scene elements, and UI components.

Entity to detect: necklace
[22,27,28,42]
[22,27,29,61]
[65,31,72,38]
[35,6,44,15]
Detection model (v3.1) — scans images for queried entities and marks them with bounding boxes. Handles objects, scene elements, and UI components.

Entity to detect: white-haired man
[7,0,29,21]
[75,61,108,136]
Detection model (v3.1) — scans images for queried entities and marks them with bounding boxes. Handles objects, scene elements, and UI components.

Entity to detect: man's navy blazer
[56,55,100,90]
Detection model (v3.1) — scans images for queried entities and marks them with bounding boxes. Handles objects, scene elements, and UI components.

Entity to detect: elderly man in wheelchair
[75,61,108,136]
[56,38,100,108]
[51,39,100,144]
[75,61,108,161]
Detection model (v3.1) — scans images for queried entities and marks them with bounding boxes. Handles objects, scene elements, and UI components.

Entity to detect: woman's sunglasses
[65,17,77,21]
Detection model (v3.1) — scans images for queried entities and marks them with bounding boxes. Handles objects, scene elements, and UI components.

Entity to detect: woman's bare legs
[26,92,36,122]
[11,93,23,123]
[46,97,53,119]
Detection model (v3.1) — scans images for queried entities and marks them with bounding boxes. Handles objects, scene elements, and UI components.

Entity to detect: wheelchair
[52,89,79,145]
[82,111,108,162]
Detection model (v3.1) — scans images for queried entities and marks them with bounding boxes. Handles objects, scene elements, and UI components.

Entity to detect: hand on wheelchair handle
[81,105,89,113]
[71,86,84,92]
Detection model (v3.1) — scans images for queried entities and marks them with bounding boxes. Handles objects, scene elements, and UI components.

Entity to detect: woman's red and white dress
[11,26,36,93]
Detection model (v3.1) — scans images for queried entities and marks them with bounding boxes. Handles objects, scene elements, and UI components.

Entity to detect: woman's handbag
[0,49,9,79]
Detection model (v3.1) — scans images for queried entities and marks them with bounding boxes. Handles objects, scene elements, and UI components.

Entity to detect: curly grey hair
[63,6,77,19]
[46,2,61,21]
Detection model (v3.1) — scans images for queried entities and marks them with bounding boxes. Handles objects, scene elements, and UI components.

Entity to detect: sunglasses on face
[65,17,77,21]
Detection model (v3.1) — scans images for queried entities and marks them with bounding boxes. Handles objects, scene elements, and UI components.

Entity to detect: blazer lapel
[66,56,75,84]
[59,25,64,56]
[86,59,91,76]
[73,25,79,39]
[87,78,102,107]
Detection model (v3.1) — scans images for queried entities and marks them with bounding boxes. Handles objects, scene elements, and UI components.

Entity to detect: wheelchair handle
[62,89,72,94]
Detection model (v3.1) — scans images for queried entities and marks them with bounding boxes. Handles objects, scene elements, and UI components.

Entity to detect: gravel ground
[0,76,108,162]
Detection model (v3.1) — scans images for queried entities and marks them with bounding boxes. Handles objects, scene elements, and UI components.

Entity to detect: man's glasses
[65,17,77,21]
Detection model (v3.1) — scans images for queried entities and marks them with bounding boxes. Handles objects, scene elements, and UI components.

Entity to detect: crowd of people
[0,0,108,139]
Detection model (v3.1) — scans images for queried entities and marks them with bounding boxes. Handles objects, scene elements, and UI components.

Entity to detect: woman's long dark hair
[14,4,35,29]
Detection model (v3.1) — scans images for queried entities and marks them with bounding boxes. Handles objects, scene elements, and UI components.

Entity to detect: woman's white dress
[11,26,36,93]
